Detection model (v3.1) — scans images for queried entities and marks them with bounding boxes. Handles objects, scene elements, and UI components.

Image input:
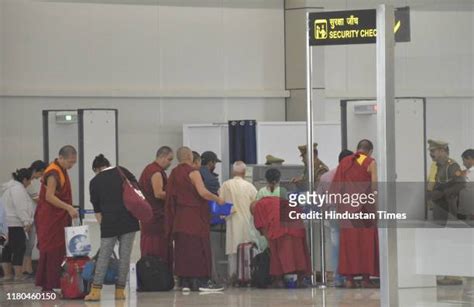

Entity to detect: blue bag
[81,250,119,285]
[208,201,233,225]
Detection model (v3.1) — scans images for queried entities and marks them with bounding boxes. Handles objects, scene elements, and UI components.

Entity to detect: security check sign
[309,7,410,46]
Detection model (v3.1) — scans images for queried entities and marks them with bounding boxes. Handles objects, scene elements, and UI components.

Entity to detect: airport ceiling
[36,0,474,11]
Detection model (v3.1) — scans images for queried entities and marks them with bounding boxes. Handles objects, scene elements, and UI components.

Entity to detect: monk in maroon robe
[330,139,379,288]
[252,196,311,287]
[164,147,224,291]
[139,146,174,264]
[35,146,78,292]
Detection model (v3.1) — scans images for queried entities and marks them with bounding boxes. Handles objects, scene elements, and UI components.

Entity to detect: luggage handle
[71,206,83,226]
[242,210,265,254]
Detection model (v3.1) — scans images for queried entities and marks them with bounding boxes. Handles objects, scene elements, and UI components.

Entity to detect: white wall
[426,98,474,162]
[0,0,287,182]
[1,0,286,97]
[323,9,474,99]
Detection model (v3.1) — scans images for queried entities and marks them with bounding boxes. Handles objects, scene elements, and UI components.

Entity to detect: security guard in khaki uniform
[291,143,329,190]
[427,139,466,225]
[427,140,466,286]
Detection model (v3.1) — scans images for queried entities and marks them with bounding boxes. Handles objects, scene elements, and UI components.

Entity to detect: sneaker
[182,278,191,292]
[198,280,224,292]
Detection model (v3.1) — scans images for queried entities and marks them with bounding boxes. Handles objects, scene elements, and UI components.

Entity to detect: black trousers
[1,227,26,266]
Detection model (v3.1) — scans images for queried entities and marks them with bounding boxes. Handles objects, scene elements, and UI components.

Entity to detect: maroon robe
[139,162,171,263]
[35,160,73,290]
[165,163,211,278]
[330,152,379,277]
[253,197,311,276]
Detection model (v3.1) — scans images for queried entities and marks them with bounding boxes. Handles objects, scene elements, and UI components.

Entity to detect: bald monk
[35,145,79,292]
[165,147,225,292]
[330,139,379,288]
[139,146,174,263]
[251,196,311,288]
[139,146,174,264]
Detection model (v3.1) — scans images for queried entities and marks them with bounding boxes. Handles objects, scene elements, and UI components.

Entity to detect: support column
[376,4,399,307]
[285,0,325,121]
[304,11,317,285]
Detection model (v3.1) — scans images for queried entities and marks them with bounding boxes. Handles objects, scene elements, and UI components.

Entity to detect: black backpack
[136,256,174,292]
[251,248,272,288]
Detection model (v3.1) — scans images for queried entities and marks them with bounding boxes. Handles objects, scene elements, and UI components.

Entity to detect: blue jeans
[329,219,344,286]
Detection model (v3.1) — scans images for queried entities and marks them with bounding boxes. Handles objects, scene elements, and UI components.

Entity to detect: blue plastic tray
[208,201,233,224]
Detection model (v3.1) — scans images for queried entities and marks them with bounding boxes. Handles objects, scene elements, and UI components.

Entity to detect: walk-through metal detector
[306,5,408,306]
[43,109,118,220]
[341,98,428,220]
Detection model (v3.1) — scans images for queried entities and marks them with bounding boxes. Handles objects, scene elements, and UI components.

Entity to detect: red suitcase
[60,256,90,299]
[237,242,258,286]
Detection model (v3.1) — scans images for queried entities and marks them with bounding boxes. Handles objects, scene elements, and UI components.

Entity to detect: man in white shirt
[219,161,263,282]
[459,149,474,220]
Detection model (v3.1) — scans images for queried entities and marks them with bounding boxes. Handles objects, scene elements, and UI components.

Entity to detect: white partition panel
[182,124,229,182]
[183,122,341,182]
[256,122,341,170]
[78,109,118,217]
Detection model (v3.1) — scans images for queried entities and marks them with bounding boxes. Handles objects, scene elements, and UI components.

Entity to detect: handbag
[82,250,119,285]
[64,215,91,257]
[136,256,174,292]
[116,167,153,222]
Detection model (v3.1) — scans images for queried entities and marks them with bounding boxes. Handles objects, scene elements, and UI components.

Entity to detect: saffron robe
[35,160,73,290]
[330,152,379,277]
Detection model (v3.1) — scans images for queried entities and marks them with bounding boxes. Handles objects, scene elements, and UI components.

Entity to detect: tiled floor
[1,280,473,307]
